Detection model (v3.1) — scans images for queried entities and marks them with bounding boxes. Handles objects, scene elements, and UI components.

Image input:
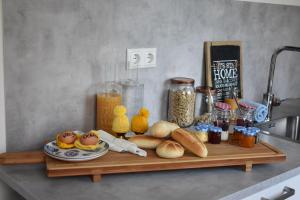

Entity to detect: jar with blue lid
[247,127,260,144]
[195,123,211,131]
[239,128,257,148]
[230,126,247,145]
[208,126,222,144]
[192,124,210,143]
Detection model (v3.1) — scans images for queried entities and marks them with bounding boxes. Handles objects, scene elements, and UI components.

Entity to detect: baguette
[128,135,164,149]
[171,128,208,157]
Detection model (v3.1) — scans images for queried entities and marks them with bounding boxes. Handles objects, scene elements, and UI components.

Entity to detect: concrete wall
[3,0,300,151]
[0,0,6,153]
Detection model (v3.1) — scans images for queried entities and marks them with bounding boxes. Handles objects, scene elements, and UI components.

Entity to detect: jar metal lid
[195,86,216,95]
[209,126,222,133]
[170,77,195,85]
[195,124,210,132]
[242,129,257,136]
[247,127,260,133]
[234,126,247,131]
[215,102,231,111]
[239,102,256,110]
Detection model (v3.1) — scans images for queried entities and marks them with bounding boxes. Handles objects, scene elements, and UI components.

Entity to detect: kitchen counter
[0,134,299,200]
[1,99,300,200]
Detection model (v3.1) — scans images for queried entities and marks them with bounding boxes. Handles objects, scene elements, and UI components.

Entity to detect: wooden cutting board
[46,141,286,182]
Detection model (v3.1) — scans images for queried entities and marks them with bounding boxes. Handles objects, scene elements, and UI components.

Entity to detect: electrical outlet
[126,48,157,70]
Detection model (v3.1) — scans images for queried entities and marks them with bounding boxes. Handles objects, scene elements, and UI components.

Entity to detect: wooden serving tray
[46,141,286,182]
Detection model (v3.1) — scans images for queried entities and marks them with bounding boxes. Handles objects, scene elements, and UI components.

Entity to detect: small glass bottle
[212,102,231,141]
[208,126,222,144]
[168,77,196,127]
[236,102,255,127]
[239,129,257,148]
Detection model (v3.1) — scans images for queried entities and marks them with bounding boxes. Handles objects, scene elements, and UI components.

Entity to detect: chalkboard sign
[205,41,243,102]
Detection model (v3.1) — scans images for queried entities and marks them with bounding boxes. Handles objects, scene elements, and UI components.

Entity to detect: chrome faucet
[263,46,300,121]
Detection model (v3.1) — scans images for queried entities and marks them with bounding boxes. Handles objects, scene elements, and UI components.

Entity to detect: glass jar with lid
[236,102,255,127]
[192,123,211,143]
[239,128,257,148]
[229,126,246,145]
[208,126,222,144]
[247,127,260,144]
[168,77,196,127]
[212,102,231,141]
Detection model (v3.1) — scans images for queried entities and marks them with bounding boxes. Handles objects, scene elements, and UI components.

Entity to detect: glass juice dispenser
[96,81,122,135]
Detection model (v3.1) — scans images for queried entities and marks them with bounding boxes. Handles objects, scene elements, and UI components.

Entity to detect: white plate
[44,140,109,162]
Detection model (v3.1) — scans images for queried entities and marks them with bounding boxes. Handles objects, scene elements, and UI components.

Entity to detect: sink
[256,116,300,142]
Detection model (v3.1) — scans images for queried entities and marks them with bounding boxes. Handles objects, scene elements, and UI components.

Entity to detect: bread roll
[171,128,208,158]
[149,121,180,138]
[156,140,184,158]
[128,135,164,149]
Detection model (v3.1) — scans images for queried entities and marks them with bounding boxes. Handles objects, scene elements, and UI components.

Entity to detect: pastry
[156,140,184,158]
[171,128,208,158]
[74,130,101,150]
[56,131,78,149]
[128,135,164,149]
[149,121,180,138]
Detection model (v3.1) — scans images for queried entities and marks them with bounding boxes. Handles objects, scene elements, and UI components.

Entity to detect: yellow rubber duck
[131,107,150,134]
[112,105,130,137]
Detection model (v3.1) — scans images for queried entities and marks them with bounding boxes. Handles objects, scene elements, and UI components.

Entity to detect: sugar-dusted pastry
[56,131,78,149]
[74,130,101,150]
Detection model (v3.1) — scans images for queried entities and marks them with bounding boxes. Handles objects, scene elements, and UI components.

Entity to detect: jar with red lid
[212,102,231,141]
[236,102,255,127]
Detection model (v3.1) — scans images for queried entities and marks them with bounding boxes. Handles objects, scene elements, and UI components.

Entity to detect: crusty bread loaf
[156,140,184,158]
[171,128,208,158]
[149,121,180,138]
[128,135,164,149]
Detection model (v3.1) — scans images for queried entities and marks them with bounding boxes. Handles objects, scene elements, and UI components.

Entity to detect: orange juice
[224,98,240,111]
[96,93,122,135]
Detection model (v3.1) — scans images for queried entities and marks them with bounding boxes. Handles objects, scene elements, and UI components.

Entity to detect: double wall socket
[126,48,157,70]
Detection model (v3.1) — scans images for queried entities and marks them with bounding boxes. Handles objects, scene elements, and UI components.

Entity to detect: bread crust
[128,135,164,149]
[156,140,184,158]
[171,128,208,158]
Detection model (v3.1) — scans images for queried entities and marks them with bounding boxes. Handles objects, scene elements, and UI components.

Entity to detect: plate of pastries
[44,130,109,162]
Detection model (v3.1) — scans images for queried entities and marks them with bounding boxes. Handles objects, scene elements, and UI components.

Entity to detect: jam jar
[247,127,260,144]
[239,128,257,148]
[208,126,222,144]
[193,123,211,143]
[236,102,255,127]
[230,126,246,145]
[212,102,231,141]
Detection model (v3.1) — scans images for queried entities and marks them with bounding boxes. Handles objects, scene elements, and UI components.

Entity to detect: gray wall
[3,0,300,151]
